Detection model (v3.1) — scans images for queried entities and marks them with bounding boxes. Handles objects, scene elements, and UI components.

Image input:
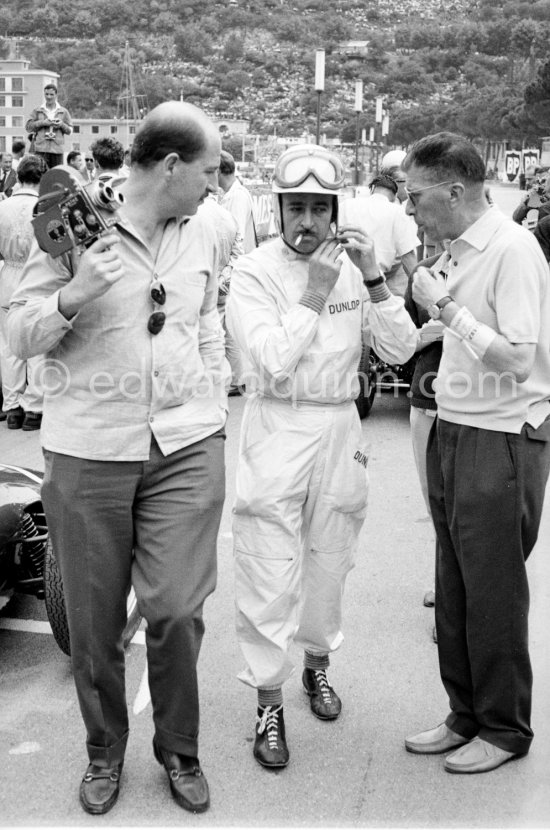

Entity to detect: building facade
[0,58,59,154]
[0,56,249,158]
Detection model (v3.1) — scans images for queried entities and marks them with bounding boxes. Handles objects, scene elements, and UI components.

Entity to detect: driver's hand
[306,237,342,298]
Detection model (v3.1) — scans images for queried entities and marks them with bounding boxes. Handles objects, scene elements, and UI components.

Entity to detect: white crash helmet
[272,144,345,241]
[381,149,407,170]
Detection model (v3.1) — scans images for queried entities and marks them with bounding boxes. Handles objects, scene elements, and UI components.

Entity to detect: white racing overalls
[226,238,417,688]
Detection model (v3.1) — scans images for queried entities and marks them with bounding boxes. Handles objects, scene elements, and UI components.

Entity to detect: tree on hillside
[174,24,210,62]
[524,58,550,132]
[511,19,549,81]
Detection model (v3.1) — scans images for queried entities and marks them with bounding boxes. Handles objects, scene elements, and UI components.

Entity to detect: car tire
[43,538,71,655]
[355,344,378,419]
[43,538,142,656]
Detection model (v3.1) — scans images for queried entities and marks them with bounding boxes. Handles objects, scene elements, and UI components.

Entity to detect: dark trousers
[427,417,550,755]
[42,431,225,767]
[36,151,63,169]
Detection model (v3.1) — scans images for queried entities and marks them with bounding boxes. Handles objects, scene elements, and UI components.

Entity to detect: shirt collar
[11,186,37,196]
[452,205,504,252]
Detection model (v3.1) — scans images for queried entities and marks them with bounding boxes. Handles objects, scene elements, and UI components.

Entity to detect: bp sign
[505,151,521,181]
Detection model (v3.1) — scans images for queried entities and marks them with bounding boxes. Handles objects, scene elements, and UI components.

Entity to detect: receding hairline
[144,101,219,145]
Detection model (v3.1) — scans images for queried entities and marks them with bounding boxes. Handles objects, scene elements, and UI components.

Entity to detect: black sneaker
[6,406,24,430]
[253,705,289,769]
[303,668,342,720]
[22,411,42,431]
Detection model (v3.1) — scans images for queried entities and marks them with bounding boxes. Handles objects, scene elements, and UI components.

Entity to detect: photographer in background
[512,173,550,228]
[25,84,72,170]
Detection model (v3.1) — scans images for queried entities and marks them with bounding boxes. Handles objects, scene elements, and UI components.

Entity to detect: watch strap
[364,275,385,287]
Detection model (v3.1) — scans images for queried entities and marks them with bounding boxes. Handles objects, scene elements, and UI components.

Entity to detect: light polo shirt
[338,192,419,273]
[8,210,229,460]
[220,179,256,253]
[435,207,550,433]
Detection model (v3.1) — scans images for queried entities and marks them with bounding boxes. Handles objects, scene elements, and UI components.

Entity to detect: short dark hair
[402,132,486,184]
[12,140,26,155]
[131,113,207,168]
[17,154,47,185]
[67,150,81,166]
[44,83,58,94]
[219,150,236,176]
[90,137,124,170]
[370,173,398,195]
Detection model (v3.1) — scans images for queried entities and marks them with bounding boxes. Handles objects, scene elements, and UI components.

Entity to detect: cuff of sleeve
[48,289,77,329]
[366,280,392,303]
[299,289,327,315]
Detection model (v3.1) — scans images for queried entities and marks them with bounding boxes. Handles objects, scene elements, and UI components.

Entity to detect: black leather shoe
[22,411,42,431]
[302,668,342,720]
[79,762,122,815]
[6,407,24,430]
[253,705,289,768]
[153,738,210,813]
[423,589,436,607]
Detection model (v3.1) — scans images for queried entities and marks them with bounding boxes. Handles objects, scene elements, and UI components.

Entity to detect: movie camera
[32,166,124,257]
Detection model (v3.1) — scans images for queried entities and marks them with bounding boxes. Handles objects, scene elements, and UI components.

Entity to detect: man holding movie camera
[8,102,228,817]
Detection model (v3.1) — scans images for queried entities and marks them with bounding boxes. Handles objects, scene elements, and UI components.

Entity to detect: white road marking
[0,464,43,484]
[133,659,151,715]
[9,741,41,755]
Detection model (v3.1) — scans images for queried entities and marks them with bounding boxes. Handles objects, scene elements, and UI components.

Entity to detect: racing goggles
[273,147,345,191]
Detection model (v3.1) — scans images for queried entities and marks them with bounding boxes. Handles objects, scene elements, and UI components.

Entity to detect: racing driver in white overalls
[226,145,418,770]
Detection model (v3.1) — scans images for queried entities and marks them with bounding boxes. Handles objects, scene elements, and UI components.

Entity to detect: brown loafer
[444,737,519,774]
[153,738,209,813]
[79,762,123,815]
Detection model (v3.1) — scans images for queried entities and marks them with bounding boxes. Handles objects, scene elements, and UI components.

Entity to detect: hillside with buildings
[1,0,550,154]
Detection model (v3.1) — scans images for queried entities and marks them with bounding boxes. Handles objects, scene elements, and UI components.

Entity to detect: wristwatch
[427,295,453,320]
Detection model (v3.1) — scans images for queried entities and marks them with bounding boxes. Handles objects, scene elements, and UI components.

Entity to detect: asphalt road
[2,182,549,828]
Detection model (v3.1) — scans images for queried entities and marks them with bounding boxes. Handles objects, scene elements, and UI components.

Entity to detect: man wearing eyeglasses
[8,102,228,815]
[403,132,550,775]
[226,144,418,770]
[83,153,96,182]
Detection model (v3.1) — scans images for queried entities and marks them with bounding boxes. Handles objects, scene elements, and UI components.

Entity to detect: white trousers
[218,305,244,388]
[233,396,369,688]
[0,306,44,412]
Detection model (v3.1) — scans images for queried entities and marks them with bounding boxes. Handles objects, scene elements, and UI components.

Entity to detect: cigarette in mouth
[295,233,303,245]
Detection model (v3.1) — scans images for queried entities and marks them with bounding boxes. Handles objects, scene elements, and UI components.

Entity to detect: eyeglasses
[273,146,345,191]
[404,180,454,206]
[148,276,166,335]
[85,158,94,162]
